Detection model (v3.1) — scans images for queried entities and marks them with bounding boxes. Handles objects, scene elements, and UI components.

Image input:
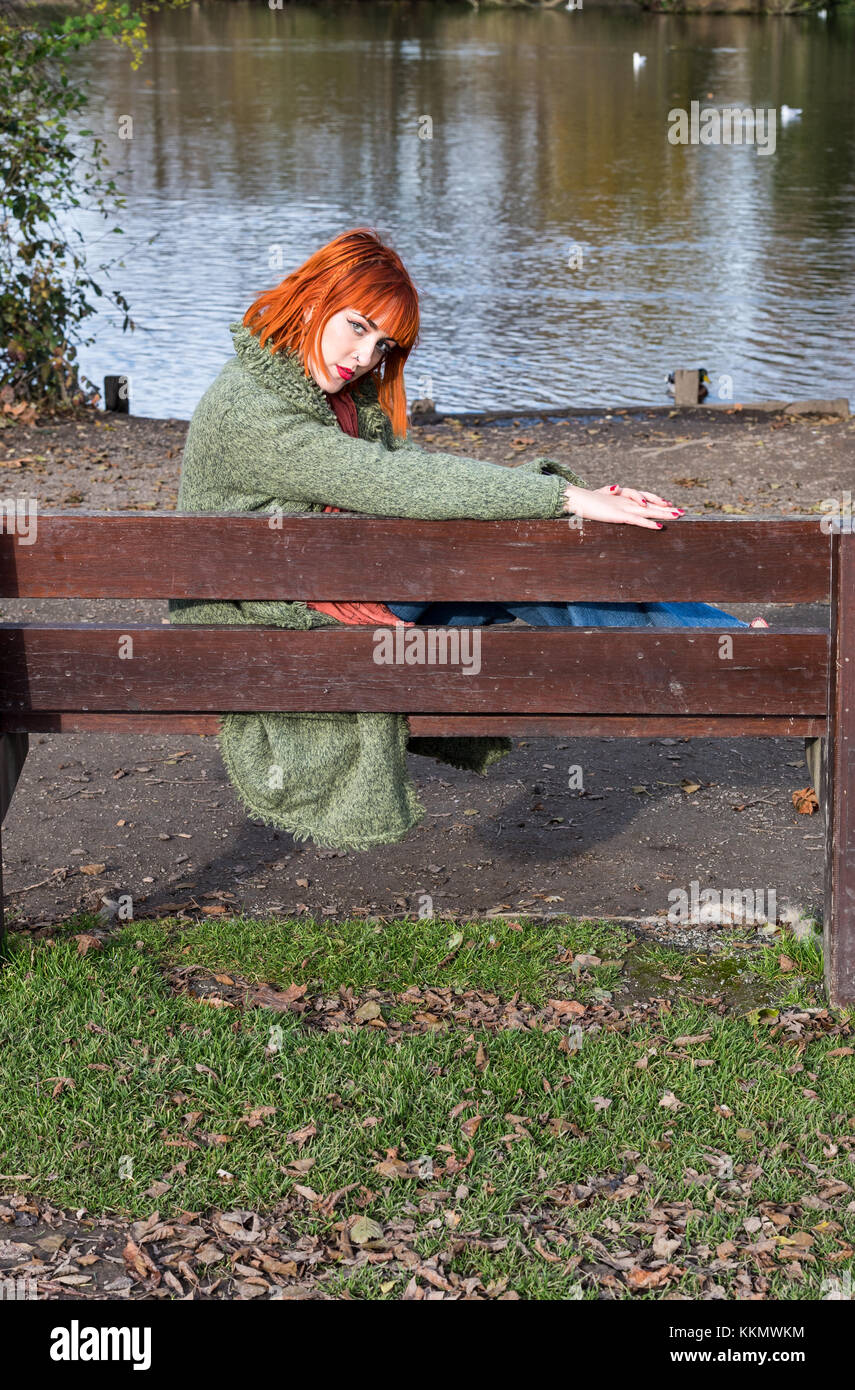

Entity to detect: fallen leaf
[286,1122,317,1148]
[145,1180,172,1199]
[548,999,586,1017]
[779,1230,815,1248]
[286,1157,316,1175]
[350,1216,384,1246]
[251,981,307,1013]
[74,934,103,956]
[238,1106,277,1128]
[627,1265,676,1288]
[0,1241,34,1258]
[374,1158,411,1179]
[122,1237,157,1280]
[659,1090,684,1111]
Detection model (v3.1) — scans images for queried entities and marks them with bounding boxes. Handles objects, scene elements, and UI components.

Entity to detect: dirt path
[1,400,847,935]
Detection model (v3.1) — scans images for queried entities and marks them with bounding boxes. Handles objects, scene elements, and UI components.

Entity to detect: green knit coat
[168,321,590,850]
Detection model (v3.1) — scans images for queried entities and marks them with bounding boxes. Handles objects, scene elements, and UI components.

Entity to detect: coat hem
[215,713,427,852]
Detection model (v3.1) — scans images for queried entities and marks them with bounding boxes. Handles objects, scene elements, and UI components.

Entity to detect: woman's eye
[350,319,389,353]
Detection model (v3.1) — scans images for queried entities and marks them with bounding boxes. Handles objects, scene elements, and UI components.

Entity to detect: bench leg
[824,530,855,1006]
[0,732,29,962]
[0,816,4,963]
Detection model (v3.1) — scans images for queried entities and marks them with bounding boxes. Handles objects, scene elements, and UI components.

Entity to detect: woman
[169,227,798,852]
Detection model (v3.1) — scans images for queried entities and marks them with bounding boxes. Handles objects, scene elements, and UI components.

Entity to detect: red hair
[241,228,420,440]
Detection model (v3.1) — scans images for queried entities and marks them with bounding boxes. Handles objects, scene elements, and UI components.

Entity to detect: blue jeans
[385,600,751,629]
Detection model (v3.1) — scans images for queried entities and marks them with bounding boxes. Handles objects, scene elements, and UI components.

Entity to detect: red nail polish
[642,499,648,506]
[656,522,664,529]
[671,510,681,516]
[609,485,618,492]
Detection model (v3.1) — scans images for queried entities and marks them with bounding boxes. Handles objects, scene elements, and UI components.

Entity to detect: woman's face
[304,306,398,393]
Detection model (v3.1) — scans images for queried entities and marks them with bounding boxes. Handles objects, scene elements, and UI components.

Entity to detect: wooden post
[0,731,29,961]
[824,527,855,1005]
[673,369,701,407]
[103,374,129,413]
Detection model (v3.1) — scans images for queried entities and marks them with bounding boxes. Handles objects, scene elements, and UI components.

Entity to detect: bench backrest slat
[0,514,832,602]
[0,625,828,716]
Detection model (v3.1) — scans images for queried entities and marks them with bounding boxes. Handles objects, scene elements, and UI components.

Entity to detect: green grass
[159,912,635,999]
[0,914,853,1299]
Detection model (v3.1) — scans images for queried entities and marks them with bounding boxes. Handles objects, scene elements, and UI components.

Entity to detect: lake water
[61,1,855,418]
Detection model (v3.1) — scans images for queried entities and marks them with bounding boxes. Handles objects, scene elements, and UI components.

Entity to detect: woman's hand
[562,483,685,529]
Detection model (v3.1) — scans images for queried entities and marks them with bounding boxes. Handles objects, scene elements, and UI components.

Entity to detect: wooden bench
[0,512,851,1000]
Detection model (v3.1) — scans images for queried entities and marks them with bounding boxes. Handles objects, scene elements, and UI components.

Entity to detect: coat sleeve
[231,399,572,521]
[391,428,592,498]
